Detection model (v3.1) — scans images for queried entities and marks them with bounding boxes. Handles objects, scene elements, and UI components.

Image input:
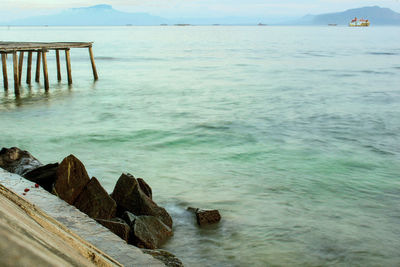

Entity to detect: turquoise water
[1,26,400,266]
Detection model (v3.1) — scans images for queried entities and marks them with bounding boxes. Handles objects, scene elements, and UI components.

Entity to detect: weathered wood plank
[65,49,72,85]
[26,52,33,84]
[1,53,8,90]
[18,51,24,85]
[42,50,49,91]
[0,42,93,53]
[13,52,19,95]
[88,46,98,81]
[56,50,62,82]
[35,51,41,83]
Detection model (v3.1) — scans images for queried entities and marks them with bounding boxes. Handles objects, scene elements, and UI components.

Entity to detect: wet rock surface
[188,207,221,226]
[0,147,42,176]
[54,155,90,205]
[74,177,117,220]
[130,215,173,249]
[111,173,173,228]
[142,249,184,267]
[24,163,58,192]
[96,218,131,243]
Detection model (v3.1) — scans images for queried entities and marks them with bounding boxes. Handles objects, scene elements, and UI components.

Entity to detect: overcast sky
[1,0,400,21]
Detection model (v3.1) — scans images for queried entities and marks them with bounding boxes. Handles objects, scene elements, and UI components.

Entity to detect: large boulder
[74,177,117,220]
[141,249,184,267]
[53,155,90,205]
[110,173,172,228]
[130,215,173,249]
[0,147,42,175]
[24,163,59,192]
[96,218,130,243]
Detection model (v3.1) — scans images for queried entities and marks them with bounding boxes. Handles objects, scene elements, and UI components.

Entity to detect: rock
[96,218,130,243]
[110,173,172,228]
[74,177,117,220]
[137,178,152,199]
[188,207,221,226]
[53,155,90,205]
[130,215,173,249]
[196,209,221,226]
[0,147,42,176]
[24,163,58,192]
[122,211,136,226]
[141,249,184,267]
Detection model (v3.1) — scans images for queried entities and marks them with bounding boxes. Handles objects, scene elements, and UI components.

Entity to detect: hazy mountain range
[2,5,400,26]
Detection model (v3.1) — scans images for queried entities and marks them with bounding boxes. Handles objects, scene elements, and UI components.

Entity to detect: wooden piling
[1,53,8,90]
[12,51,19,95]
[42,49,49,91]
[18,51,24,85]
[88,46,98,80]
[35,51,41,83]
[65,49,72,85]
[26,52,32,84]
[56,50,62,82]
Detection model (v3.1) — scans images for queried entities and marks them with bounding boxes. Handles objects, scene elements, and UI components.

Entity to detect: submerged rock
[96,218,131,243]
[74,177,117,220]
[142,249,184,267]
[130,215,173,249]
[0,147,42,176]
[110,173,172,228]
[188,207,221,226]
[53,155,90,205]
[24,163,59,192]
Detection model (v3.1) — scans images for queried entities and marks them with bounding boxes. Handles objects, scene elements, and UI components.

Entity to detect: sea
[1,26,400,266]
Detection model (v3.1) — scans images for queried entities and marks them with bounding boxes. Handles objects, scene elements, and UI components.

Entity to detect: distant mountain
[295,6,400,25]
[3,4,168,26]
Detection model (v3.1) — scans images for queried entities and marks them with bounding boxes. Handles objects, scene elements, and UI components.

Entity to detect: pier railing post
[1,53,8,90]
[35,51,41,83]
[56,50,62,82]
[26,52,32,84]
[65,49,72,85]
[12,51,19,96]
[18,51,24,85]
[42,49,49,91]
[88,46,98,81]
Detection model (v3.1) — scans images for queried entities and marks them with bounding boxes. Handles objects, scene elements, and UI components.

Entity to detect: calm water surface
[1,26,400,266]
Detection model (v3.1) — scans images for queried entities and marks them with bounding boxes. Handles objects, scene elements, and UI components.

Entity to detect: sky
[0,0,399,21]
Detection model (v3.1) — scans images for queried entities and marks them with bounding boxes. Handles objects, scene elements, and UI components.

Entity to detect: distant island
[294,6,400,25]
[1,5,400,26]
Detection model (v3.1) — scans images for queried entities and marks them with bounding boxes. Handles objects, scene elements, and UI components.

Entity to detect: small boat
[349,17,370,27]
[328,24,337,26]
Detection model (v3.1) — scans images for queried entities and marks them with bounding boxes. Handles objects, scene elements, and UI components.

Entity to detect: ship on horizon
[349,17,370,27]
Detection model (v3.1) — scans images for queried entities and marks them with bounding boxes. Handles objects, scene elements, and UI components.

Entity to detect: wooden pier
[0,42,98,96]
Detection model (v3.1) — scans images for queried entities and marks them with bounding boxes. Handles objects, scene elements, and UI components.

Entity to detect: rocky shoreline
[0,147,183,267]
[0,146,222,266]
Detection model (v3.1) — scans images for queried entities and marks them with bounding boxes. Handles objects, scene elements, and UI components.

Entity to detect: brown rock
[0,147,42,175]
[96,218,130,243]
[53,155,90,205]
[131,215,173,249]
[196,209,221,226]
[74,177,117,220]
[24,163,58,192]
[141,249,184,267]
[110,173,172,228]
[137,178,152,199]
